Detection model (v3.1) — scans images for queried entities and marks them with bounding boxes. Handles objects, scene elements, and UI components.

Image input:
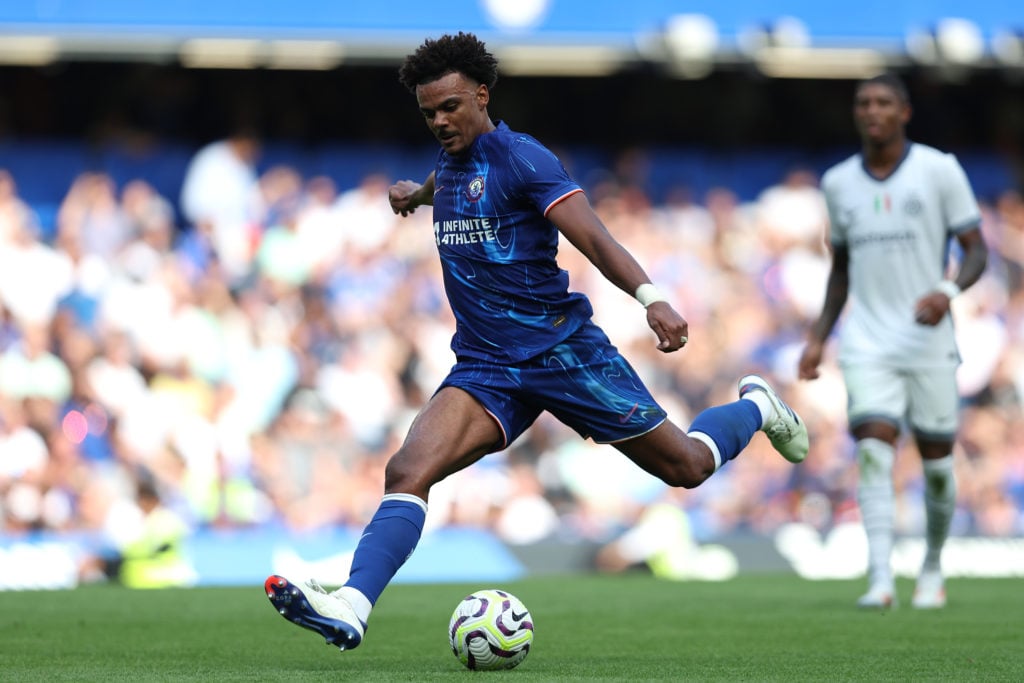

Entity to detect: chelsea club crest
[465,175,486,202]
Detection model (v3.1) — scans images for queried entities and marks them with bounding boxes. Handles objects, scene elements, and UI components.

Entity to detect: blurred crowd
[1,136,1022,575]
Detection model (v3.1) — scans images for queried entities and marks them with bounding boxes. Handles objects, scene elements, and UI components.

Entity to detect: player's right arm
[798,244,850,380]
[389,171,435,216]
[548,192,688,353]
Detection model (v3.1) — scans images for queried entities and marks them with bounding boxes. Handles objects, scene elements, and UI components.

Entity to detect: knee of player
[383,448,444,494]
[383,452,420,490]
[659,456,712,489]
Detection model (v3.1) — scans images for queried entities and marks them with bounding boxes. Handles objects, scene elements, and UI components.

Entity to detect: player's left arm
[914,225,989,324]
[548,192,688,352]
[914,156,989,326]
[951,226,989,294]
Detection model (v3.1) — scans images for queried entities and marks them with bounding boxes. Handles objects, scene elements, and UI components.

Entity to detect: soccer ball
[448,589,534,670]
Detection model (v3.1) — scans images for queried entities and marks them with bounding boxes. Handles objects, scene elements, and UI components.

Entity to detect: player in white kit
[798,74,988,609]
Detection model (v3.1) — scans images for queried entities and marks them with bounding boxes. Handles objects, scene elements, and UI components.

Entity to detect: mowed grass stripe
[0,574,1019,681]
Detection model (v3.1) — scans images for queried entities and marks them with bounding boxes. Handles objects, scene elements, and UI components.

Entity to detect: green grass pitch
[1,574,1020,681]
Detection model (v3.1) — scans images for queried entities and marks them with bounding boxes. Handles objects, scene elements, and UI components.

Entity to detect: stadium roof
[1,0,1022,77]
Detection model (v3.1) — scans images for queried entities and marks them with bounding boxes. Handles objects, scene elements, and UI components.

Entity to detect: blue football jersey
[431,121,593,363]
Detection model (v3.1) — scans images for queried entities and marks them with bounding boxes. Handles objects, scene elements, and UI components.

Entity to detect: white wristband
[935,280,961,300]
[635,283,668,308]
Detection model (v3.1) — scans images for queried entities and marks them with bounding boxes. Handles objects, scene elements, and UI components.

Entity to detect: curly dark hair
[398,32,499,93]
[858,72,910,105]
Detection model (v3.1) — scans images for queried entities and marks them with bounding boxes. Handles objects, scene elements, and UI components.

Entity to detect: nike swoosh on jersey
[619,402,639,424]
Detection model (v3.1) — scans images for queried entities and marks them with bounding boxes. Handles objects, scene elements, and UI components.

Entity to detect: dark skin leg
[383,387,502,501]
[852,422,952,461]
[613,421,716,489]
[384,388,718,500]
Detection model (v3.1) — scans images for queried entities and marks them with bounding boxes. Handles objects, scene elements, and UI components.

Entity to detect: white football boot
[912,568,947,609]
[738,375,810,464]
[857,581,897,609]
[265,575,366,650]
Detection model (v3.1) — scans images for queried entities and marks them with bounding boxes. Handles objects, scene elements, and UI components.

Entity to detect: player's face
[853,83,910,147]
[416,72,491,156]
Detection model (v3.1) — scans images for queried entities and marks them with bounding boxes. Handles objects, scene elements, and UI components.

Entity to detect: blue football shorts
[439,320,668,450]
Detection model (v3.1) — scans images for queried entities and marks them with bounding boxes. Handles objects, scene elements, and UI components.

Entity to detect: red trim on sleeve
[543,188,584,217]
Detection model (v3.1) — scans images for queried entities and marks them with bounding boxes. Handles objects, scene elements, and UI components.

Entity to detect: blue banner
[0,1,1019,44]
[0,527,525,590]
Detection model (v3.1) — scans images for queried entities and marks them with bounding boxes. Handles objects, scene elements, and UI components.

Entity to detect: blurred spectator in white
[755,167,829,253]
[706,186,763,274]
[117,179,177,282]
[654,184,717,250]
[317,330,403,449]
[755,168,831,321]
[0,397,48,488]
[0,320,72,406]
[52,219,114,334]
[294,175,345,276]
[179,130,262,281]
[494,462,560,545]
[99,257,176,377]
[776,245,831,321]
[122,179,175,235]
[218,280,300,434]
[0,169,38,248]
[0,209,73,325]
[332,172,398,255]
[3,481,45,533]
[954,276,1010,399]
[86,328,148,419]
[57,172,131,260]
[256,165,312,289]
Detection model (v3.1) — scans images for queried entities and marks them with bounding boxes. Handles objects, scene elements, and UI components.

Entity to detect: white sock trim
[687,431,722,471]
[333,586,373,625]
[381,492,428,514]
[740,391,772,427]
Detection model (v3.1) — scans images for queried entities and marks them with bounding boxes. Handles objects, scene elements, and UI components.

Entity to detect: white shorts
[841,362,959,440]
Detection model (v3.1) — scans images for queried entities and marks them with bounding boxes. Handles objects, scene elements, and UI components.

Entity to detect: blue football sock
[345,493,427,605]
[688,399,762,466]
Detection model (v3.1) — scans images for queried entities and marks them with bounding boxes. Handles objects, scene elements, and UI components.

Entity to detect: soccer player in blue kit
[265,32,809,651]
